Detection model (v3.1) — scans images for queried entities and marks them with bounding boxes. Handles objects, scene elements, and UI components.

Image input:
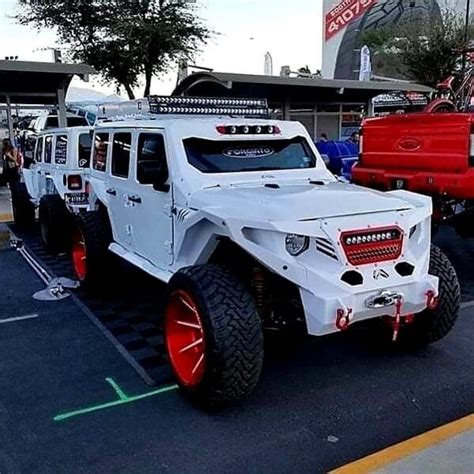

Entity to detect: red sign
[325,0,378,41]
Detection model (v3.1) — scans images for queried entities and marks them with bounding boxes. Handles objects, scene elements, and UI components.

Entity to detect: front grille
[340,227,403,266]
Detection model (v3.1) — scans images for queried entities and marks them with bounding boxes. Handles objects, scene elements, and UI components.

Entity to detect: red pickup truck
[352,112,474,236]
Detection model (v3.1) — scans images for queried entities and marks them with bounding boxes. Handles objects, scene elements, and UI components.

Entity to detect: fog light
[285,234,309,256]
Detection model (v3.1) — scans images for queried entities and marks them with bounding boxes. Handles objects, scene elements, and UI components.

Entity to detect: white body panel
[86,113,437,336]
[22,126,93,211]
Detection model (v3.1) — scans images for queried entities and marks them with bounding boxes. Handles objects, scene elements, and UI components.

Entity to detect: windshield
[183,137,316,174]
[45,116,88,129]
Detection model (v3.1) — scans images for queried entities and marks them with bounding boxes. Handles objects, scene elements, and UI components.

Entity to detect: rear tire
[387,246,460,348]
[11,182,35,230]
[39,195,71,253]
[71,211,111,285]
[164,265,264,407]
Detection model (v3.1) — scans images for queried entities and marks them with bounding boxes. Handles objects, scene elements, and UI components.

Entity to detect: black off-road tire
[11,182,35,230]
[165,265,264,407]
[39,194,71,254]
[394,245,460,348]
[334,0,440,80]
[72,210,112,286]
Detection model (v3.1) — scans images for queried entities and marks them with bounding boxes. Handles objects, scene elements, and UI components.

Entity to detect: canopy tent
[0,60,95,138]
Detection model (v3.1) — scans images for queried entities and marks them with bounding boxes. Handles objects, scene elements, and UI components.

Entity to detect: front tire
[39,195,70,253]
[164,265,264,407]
[396,245,460,348]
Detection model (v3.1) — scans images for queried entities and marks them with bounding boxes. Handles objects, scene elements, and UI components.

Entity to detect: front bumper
[300,273,438,336]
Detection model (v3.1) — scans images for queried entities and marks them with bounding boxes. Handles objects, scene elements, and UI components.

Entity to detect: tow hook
[392,296,403,342]
[336,307,353,331]
[365,290,404,309]
[426,290,439,310]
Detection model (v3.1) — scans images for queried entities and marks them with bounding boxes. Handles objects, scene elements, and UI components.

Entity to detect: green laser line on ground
[53,378,179,422]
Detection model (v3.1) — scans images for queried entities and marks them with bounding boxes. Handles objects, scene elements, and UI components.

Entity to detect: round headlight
[285,234,309,256]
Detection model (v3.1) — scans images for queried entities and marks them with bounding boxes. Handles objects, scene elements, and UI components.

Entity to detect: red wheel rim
[71,228,87,281]
[165,289,206,387]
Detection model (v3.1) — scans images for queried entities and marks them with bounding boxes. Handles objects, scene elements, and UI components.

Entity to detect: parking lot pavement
[1,243,473,473]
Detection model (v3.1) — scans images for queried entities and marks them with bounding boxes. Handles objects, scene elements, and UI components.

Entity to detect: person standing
[2,139,22,188]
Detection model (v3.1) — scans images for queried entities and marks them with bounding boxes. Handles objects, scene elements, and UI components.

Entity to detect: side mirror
[137,160,169,191]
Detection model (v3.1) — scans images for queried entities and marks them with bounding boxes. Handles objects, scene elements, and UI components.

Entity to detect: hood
[189,181,414,222]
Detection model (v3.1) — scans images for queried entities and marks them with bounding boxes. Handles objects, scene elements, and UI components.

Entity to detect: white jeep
[72,97,460,406]
[15,126,92,252]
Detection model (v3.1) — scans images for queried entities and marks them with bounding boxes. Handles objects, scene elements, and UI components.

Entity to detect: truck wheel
[11,182,35,230]
[394,246,460,348]
[71,211,111,285]
[39,195,70,253]
[164,265,264,406]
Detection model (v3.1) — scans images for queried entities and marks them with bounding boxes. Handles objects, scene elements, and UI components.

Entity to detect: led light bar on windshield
[148,96,269,117]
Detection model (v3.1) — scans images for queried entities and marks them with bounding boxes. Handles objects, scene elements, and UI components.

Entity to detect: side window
[111,132,132,178]
[78,133,92,168]
[54,134,68,165]
[92,133,110,172]
[44,135,53,164]
[35,137,43,162]
[137,133,169,185]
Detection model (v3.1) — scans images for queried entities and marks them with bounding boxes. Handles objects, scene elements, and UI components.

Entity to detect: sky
[0,0,323,98]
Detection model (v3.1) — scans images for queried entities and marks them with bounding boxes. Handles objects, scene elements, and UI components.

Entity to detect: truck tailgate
[362,113,472,173]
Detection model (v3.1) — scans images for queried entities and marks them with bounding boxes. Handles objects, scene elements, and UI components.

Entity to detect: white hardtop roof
[96,115,282,128]
[37,125,93,135]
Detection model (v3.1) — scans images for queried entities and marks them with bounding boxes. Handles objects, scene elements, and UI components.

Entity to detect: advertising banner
[322,0,469,80]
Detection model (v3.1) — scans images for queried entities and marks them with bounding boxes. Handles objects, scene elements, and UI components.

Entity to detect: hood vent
[315,237,338,261]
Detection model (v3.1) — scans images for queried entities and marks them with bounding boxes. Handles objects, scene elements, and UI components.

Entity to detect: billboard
[322,0,470,80]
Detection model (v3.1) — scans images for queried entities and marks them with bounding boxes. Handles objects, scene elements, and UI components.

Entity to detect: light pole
[461,0,472,75]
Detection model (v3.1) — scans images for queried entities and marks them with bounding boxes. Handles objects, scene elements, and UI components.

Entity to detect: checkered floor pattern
[8,223,474,386]
[10,224,173,386]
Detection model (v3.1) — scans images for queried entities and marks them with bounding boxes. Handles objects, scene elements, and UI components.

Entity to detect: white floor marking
[0,313,39,324]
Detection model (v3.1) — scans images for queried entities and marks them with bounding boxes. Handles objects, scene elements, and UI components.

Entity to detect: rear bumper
[300,273,438,336]
[352,166,474,200]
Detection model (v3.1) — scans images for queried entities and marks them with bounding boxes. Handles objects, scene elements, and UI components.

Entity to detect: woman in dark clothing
[2,139,21,188]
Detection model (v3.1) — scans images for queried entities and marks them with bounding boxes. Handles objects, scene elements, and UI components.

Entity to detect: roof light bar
[148,96,269,117]
[149,96,267,108]
[155,106,268,116]
[96,96,269,121]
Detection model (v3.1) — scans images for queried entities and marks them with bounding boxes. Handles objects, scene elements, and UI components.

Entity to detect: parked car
[352,112,474,237]
[68,96,459,407]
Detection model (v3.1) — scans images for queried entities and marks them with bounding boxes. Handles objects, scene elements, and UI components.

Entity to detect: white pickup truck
[69,96,459,407]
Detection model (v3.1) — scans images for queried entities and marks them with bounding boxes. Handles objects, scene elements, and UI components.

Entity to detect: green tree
[362,10,471,87]
[16,0,212,98]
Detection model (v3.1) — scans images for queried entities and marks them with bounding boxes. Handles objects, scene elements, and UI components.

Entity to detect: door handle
[127,194,142,204]
[106,188,117,196]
